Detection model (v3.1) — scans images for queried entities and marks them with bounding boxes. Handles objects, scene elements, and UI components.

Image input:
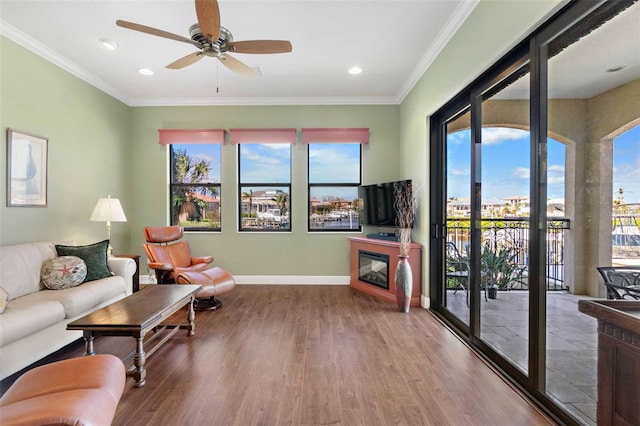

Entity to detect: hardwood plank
[1,285,555,425]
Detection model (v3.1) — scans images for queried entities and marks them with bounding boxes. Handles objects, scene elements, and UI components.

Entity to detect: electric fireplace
[358,250,389,290]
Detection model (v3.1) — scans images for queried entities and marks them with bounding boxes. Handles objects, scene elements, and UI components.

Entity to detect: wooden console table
[578,299,640,425]
[349,237,422,307]
[67,284,202,388]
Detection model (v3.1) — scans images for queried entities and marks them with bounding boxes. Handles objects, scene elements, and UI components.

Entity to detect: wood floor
[3,285,556,425]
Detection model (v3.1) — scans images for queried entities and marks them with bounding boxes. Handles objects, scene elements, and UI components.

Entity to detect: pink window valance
[158,129,225,145]
[229,128,297,144]
[301,128,369,144]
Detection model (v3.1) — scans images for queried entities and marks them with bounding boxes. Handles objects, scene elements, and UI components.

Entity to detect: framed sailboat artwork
[6,128,48,207]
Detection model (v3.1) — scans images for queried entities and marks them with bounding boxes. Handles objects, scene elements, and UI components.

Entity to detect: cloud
[512,167,529,179]
[447,131,469,145]
[241,146,283,166]
[309,145,360,182]
[548,164,565,186]
[451,168,469,176]
[482,128,529,145]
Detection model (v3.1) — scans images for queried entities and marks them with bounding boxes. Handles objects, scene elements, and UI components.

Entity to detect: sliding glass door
[430,2,638,424]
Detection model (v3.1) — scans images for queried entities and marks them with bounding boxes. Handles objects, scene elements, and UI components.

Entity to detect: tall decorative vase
[395,255,412,313]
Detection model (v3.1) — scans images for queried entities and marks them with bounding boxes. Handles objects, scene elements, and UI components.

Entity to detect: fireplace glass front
[358,250,389,290]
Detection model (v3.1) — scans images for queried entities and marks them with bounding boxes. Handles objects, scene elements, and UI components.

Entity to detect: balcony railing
[447,217,570,291]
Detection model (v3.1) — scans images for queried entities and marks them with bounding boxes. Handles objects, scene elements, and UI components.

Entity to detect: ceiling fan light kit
[116,0,291,78]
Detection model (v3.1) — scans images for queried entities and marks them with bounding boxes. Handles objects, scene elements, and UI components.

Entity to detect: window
[238,143,292,231]
[305,128,366,232]
[170,144,222,231]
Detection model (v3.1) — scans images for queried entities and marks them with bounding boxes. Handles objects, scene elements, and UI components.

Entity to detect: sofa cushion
[41,256,87,290]
[0,298,66,347]
[15,276,126,318]
[0,287,8,313]
[0,242,58,300]
[55,240,112,282]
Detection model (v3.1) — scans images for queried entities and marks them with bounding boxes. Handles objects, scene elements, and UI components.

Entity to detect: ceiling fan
[116,0,292,78]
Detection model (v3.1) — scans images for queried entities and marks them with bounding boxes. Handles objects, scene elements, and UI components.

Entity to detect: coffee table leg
[83,331,95,356]
[132,333,146,387]
[187,296,196,336]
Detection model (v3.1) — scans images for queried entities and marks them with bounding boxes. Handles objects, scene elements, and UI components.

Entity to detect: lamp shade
[90,196,127,223]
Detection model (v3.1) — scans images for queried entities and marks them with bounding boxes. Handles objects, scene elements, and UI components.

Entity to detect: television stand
[366,232,399,241]
[348,237,422,306]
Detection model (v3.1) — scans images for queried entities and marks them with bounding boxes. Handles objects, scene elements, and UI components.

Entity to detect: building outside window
[238,143,291,231]
[305,128,366,232]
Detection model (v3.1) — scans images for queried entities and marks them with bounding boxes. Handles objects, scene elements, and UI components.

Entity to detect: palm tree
[242,189,254,217]
[272,192,288,216]
[172,149,216,224]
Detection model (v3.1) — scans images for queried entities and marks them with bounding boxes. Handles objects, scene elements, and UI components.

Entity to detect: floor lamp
[90,195,127,256]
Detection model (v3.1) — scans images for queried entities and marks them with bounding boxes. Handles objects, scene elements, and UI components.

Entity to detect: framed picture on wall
[6,128,48,207]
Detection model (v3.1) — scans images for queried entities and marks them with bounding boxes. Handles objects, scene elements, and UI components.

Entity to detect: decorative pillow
[55,240,112,282]
[0,287,8,313]
[41,256,87,290]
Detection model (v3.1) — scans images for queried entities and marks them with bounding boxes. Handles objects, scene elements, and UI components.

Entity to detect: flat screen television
[359,179,412,227]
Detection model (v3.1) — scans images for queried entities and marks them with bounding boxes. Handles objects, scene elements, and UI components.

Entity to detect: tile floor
[446,290,598,425]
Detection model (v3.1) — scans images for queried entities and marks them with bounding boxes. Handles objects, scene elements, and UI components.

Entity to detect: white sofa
[0,242,135,380]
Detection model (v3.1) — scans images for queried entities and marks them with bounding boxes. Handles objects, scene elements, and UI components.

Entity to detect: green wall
[1,0,564,283]
[128,105,399,277]
[0,35,400,277]
[0,36,132,248]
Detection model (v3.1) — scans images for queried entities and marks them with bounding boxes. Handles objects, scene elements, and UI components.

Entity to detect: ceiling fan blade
[166,52,204,69]
[116,20,200,48]
[218,54,257,78]
[227,40,292,54]
[195,0,221,41]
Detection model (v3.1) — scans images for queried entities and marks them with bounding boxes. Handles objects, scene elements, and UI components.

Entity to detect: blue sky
[613,127,640,204]
[448,126,640,204]
[239,144,291,183]
[178,144,221,183]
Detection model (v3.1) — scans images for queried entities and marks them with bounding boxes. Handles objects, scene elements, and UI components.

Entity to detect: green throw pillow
[55,240,112,282]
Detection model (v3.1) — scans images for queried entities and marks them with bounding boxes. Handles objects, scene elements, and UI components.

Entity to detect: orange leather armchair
[143,226,235,310]
[143,226,212,284]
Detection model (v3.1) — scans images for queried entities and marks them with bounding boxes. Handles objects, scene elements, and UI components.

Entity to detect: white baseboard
[234,276,350,285]
[140,275,350,285]
[420,294,430,309]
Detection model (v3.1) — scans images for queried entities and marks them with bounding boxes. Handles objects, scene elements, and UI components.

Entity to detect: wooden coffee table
[67,284,202,387]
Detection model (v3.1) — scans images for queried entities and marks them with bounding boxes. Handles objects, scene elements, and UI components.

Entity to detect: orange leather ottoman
[176,266,235,310]
[0,354,125,426]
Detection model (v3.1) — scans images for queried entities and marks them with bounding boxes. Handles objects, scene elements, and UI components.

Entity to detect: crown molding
[397,0,480,103]
[1,2,474,108]
[0,20,132,106]
[128,95,400,107]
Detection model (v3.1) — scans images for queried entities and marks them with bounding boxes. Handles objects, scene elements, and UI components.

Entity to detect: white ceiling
[0,0,479,106]
[1,1,638,107]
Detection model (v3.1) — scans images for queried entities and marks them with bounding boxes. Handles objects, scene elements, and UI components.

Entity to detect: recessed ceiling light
[99,38,118,50]
[606,65,625,73]
[348,66,362,75]
[138,68,154,76]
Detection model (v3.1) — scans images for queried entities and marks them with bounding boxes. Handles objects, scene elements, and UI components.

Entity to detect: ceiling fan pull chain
[217,61,220,93]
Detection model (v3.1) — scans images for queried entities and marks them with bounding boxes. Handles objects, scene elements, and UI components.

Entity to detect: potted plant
[481,242,526,299]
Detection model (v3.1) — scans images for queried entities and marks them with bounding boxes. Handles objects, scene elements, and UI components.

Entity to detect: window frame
[307,143,363,233]
[169,144,222,232]
[237,143,292,232]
